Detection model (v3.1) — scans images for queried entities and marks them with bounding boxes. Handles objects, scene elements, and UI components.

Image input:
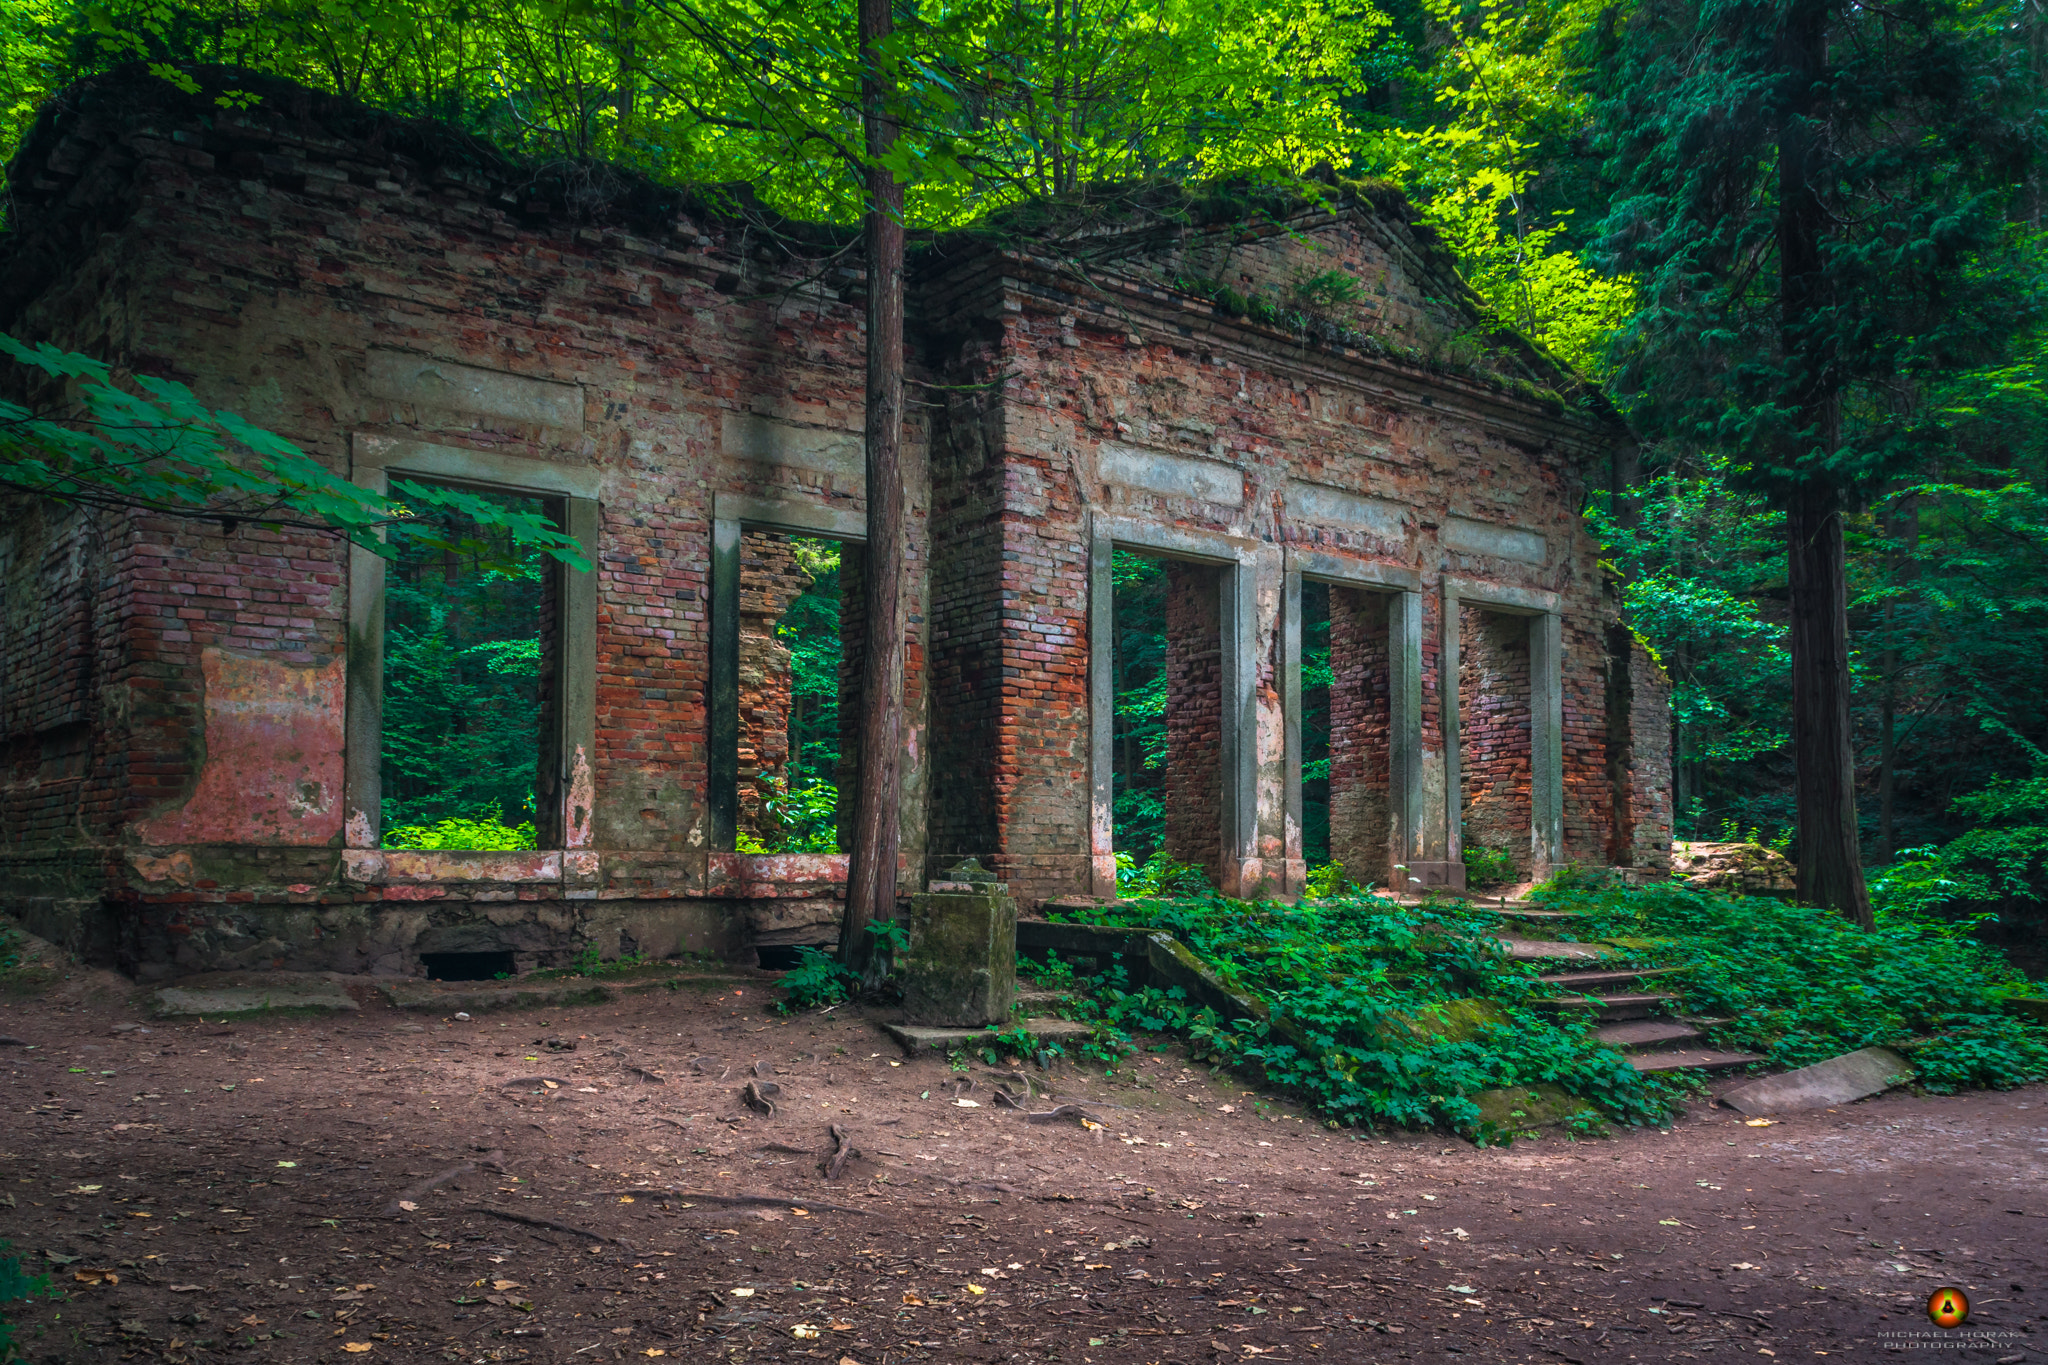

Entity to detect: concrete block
[364,350,583,431]
[1442,516,1547,565]
[1100,442,1242,505]
[902,884,1017,1027]
[1720,1046,1914,1115]
[879,1016,1094,1055]
[151,973,359,1018]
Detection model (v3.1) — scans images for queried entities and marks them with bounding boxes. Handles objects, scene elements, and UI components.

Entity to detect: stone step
[1487,907,1584,921]
[1596,1018,1700,1049]
[1496,937,1606,962]
[1537,966,1686,990]
[1015,989,1072,1011]
[1536,991,1674,1021]
[1627,1048,1764,1074]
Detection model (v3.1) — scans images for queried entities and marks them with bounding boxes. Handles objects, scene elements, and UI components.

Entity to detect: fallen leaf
[965,1284,986,1295]
[1659,1219,1683,1226]
[642,1352,667,1359]
[1731,1262,1761,1271]
[70,1185,102,1194]
[901,1292,924,1306]
[277,1160,297,1168]
[167,1284,205,1293]
[1743,1118,1775,1127]
[491,1280,522,1291]
[953,1099,980,1108]
[396,1201,418,1212]
[790,1208,810,1217]
[73,1269,117,1286]
[343,1344,372,1354]
[730,1287,754,1298]
[793,1324,821,1340]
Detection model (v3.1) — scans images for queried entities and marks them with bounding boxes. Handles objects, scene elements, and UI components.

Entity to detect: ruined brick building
[0,72,1671,979]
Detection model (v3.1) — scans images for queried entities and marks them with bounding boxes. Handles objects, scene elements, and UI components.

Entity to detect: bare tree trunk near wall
[840,0,907,977]
[1778,0,1872,926]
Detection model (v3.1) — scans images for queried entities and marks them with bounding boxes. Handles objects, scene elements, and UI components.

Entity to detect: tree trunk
[840,0,907,976]
[1786,484,1872,924]
[1778,0,1871,926]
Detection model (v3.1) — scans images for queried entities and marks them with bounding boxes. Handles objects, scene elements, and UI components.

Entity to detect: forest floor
[0,965,2043,1365]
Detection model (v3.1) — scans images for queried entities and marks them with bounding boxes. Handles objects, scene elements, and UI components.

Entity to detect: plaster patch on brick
[345,809,376,849]
[134,649,345,846]
[128,850,197,885]
[565,745,594,849]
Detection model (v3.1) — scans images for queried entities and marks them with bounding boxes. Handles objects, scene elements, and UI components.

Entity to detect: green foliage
[1461,844,1518,889]
[1537,880,2048,1091]
[382,813,538,851]
[972,1023,1051,1067]
[1302,862,1351,899]
[0,334,585,569]
[774,946,857,1014]
[1110,550,1169,860]
[1114,850,1211,898]
[1047,889,1679,1135]
[0,1240,55,1358]
[530,945,658,980]
[380,487,548,839]
[1046,877,2047,1137]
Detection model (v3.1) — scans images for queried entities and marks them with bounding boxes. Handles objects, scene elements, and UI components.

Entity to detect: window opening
[380,484,553,851]
[1321,585,1395,892]
[1299,580,1332,872]
[1459,605,1532,889]
[420,950,516,981]
[735,533,847,853]
[1111,549,1222,893]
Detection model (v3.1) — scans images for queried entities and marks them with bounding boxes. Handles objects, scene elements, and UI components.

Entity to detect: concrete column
[1388,588,1424,879]
[1218,552,1259,898]
[558,496,601,850]
[708,515,741,854]
[1530,609,1566,870]
[1281,564,1303,891]
[1087,524,1117,898]
[342,465,388,850]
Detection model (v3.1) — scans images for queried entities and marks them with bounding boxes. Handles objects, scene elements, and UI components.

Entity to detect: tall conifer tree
[1595,0,2043,923]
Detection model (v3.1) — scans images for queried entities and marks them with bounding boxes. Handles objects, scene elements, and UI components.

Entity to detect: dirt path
[0,976,2041,1364]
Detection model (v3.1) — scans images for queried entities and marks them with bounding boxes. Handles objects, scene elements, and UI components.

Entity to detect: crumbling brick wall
[1327,586,1393,887]
[736,531,813,844]
[1163,560,1224,882]
[1460,606,1533,875]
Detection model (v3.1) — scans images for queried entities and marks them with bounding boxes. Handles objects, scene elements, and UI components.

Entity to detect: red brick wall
[1459,607,1533,873]
[1163,560,1224,882]
[1327,586,1392,887]
[736,531,812,841]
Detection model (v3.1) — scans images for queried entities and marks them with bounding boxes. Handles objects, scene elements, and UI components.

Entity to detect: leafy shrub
[0,1240,54,1357]
[1303,862,1353,899]
[1047,889,1678,1135]
[1462,844,1519,889]
[384,811,537,851]
[1537,880,2048,1091]
[1115,851,1212,897]
[775,947,856,1014]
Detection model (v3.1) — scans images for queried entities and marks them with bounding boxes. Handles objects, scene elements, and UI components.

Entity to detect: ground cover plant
[1011,874,2048,1141]
[1532,874,2048,1092]
[1036,888,1684,1139]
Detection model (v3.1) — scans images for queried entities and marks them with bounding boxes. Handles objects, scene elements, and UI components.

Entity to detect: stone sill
[327,848,849,899]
